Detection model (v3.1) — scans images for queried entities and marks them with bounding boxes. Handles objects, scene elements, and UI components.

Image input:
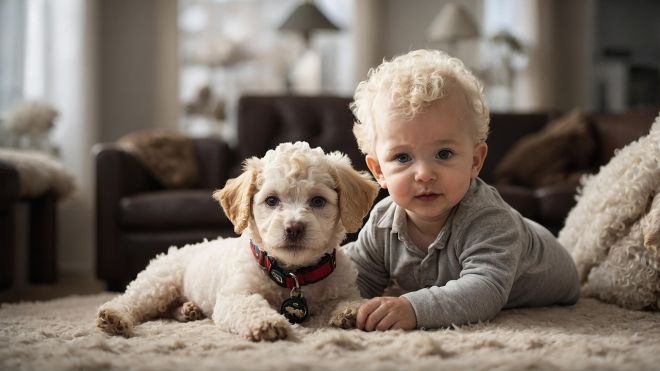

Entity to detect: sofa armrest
[0,160,20,208]
[0,160,19,288]
[533,181,579,228]
[93,143,160,280]
[494,183,539,221]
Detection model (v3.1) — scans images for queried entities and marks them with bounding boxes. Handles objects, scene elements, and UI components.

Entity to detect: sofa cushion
[494,110,595,188]
[119,190,231,229]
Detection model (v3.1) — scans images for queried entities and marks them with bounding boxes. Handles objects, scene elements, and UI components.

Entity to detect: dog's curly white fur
[97,142,379,340]
[558,114,660,310]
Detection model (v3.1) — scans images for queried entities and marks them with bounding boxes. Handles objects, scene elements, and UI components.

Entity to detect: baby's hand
[356,296,417,331]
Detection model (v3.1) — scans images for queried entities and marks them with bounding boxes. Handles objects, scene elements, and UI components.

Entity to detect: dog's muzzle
[284,221,305,242]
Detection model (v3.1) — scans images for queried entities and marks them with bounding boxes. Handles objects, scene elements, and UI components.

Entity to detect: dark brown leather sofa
[94,94,658,290]
[486,109,657,235]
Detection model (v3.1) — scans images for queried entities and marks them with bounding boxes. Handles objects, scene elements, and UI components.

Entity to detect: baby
[344,49,580,331]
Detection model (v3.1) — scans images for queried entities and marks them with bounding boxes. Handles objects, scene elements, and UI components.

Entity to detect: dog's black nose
[285,221,305,241]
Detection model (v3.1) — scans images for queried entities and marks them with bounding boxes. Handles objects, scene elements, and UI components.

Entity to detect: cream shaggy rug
[1,293,659,371]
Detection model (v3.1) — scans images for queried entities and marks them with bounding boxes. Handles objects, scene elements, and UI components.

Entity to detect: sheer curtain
[22,0,99,275]
[0,0,26,112]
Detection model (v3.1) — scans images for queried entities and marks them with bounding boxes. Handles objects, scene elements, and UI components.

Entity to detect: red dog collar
[249,241,336,289]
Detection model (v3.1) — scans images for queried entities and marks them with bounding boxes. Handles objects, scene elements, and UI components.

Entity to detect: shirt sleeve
[402,207,523,328]
[342,208,390,298]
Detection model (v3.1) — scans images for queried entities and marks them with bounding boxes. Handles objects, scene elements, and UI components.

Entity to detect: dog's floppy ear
[213,158,260,234]
[328,152,379,233]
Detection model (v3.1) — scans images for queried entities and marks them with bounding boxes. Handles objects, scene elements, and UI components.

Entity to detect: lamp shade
[427,3,479,42]
[279,1,339,44]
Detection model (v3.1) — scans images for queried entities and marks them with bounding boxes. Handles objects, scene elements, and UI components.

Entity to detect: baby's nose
[285,221,305,241]
[414,161,437,182]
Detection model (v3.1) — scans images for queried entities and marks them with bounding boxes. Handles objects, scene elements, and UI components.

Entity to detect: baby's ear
[328,152,379,233]
[213,158,260,234]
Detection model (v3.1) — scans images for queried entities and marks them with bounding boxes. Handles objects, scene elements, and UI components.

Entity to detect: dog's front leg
[212,293,291,341]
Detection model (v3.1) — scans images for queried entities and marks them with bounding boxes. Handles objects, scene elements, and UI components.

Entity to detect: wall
[98,0,178,142]
[54,0,178,276]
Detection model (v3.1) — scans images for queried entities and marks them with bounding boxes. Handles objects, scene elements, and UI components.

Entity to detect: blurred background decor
[1,101,60,156]
[178,0,350,145]
[482,29,528,110]
[278,0,341,94]
[427,2,480,56]
[182,85,226,138]
[0,0,658,308]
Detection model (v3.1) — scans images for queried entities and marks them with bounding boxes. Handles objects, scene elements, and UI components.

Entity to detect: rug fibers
[1,293,659,371]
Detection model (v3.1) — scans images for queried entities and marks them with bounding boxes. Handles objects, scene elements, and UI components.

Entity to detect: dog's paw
[97,307,133,337]
[173,301,205,322]
[244,318,290,342]
[329,305,358,329]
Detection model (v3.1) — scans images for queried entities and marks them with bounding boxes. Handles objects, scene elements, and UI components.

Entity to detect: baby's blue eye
[310,196,326,208]
[436,149,453,160]
[394,153,411,163]
[265,196,279,207]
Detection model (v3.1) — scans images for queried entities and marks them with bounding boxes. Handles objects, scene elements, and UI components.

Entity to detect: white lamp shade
[427,3,479,42]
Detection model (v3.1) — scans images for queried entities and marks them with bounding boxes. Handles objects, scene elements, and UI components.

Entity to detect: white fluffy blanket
[559,113,660,310]
[0,148,75,199]
[1,293,660,370]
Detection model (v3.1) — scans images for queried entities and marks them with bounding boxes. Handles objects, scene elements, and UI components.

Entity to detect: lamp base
[288,49,321,95]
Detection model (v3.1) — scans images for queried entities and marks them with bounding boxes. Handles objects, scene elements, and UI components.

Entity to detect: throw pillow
[494,109,595,187]
[0,149,76,199]
[118,130,201,189]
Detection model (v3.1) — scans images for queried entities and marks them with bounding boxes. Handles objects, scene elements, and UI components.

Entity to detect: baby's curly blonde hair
[350,49,490,155]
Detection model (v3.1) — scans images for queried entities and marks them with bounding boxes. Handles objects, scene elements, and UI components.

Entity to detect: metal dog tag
[281,288,309,324]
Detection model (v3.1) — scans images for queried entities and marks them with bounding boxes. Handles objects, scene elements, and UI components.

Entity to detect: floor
[0,271,106,303]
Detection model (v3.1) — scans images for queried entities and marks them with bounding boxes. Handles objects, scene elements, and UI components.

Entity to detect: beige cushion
[494,110,595,187]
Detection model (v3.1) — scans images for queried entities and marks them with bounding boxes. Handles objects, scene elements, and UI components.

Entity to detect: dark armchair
[94,95,375,291]
[94,138,234,291]
[0,161,20,289]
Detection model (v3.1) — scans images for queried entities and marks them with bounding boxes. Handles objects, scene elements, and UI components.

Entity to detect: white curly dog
[559,114,659,310]
[97,142,379,340]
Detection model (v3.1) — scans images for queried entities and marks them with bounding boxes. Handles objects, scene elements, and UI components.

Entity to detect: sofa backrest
[590,109,658,166]
[481,112,557,183]
[235,95,365,175]
[193,137,233,189]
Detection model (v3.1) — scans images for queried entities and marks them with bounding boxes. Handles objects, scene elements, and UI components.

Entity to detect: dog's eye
[265,196,279,207]
[309,196,326,208]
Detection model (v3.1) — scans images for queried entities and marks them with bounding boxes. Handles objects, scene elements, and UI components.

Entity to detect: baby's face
[366,93,487,228]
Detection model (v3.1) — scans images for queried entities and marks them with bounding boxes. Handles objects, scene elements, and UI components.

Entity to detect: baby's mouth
[415,193,440,202]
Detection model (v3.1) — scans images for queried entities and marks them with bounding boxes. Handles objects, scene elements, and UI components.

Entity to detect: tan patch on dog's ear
[213,159,259,234]
[329,153,379,233]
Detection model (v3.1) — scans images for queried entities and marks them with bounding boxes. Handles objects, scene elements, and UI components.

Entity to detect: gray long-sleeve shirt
[343,178,580,329]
